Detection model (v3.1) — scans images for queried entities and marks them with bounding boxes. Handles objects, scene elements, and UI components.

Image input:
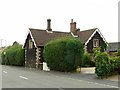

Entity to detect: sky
[0,0,119,47]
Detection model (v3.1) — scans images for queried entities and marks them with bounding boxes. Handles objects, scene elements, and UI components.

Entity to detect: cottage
[23,19,107,69]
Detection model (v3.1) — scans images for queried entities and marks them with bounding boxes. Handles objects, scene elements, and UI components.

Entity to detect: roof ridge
[53,31,70,33]
[80,28,97,32]
[29,28,70,34]
[29,28,45,31]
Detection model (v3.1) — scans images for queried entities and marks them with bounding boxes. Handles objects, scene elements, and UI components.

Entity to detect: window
[93,39,99,47]
[29,39,33,49]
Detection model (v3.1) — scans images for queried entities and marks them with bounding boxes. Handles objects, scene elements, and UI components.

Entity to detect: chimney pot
[71,19,73,23]
[77,28,80,31]
[46,19,52,31]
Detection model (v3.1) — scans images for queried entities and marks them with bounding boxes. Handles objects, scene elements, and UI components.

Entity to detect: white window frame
[93,39,99,47]
[29,39,33,49]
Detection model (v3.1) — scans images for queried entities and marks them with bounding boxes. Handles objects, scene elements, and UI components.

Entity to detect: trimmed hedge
[43,37,84,72]
[1,41,25,66]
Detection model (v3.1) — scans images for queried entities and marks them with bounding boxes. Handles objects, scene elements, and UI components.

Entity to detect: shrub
[95,52,120,79]
[43,37,84,72]
[1,41,25,66]
[117,49,120,56]
[82,53,92,67]
[115,56,120,68]
[100,42,107,52]
[95,52,110,78]
[93,47,100,57]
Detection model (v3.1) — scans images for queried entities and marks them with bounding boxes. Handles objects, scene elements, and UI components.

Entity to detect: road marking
[19,76,28,80]
[3,71,7,74]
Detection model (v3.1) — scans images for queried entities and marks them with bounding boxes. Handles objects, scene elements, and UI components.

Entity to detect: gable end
[85,28,107,45]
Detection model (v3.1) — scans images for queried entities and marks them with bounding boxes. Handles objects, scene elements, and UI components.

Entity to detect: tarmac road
[1,65,119,90]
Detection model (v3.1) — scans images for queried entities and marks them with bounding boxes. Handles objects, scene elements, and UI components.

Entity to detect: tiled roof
[77,28,96,43]
[106,42,120,52]
[29,28,97,46]
[30,29,71,46]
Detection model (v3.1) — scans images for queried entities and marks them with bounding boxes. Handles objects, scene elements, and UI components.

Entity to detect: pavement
[81,67,119,82]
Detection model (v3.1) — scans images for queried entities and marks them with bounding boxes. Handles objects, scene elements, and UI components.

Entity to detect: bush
[114,56,120,69]
[95,52,109,78]
[43,37,84,72]
[93,47,100,57]
[117,49,120,56]
[82,53,92,67]
[1,41,25,66]
[95,52,120,79]
[100,42,107,52]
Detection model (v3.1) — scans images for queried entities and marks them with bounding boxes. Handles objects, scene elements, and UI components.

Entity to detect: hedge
[43,37,84,72]
[1,41,25,66]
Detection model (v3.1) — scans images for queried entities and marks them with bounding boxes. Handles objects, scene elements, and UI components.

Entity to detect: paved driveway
[81,67,118,82]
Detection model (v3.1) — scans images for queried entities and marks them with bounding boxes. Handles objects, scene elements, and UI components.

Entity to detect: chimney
[46,19,52,31]
[77,28,80,31]
[70,19,77,35]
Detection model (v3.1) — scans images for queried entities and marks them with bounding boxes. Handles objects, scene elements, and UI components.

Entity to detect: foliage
[93,47,100,57]
[43,37,84,72]
[1,41,25,66]
[95,52,109,78]
[82,53,93,67]
[100,42,107,52]
[95,52,120,79]
[115,56,120,67]
[117,49,120,56]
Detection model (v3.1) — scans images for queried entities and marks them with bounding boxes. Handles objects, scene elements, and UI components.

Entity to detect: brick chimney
[46,19,52,31]
[70,19,77,35]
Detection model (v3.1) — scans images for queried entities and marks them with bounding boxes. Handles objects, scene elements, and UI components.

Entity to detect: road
[1,65,119,90]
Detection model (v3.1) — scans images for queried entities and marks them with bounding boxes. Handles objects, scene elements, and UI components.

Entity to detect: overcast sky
[0,0,119,46]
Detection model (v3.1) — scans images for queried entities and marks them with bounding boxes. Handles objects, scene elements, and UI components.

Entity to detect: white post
[4,52,6,65]
[43,62,50,71]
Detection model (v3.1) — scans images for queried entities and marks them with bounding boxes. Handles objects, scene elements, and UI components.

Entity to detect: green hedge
[1,42,25,66]
[43,37,84,72]
[82,53,95,67]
